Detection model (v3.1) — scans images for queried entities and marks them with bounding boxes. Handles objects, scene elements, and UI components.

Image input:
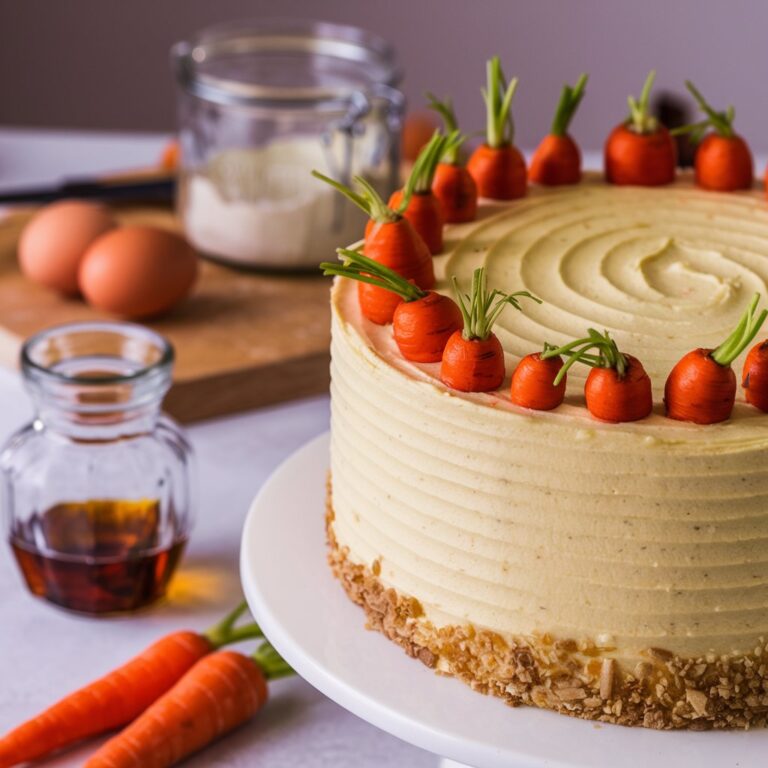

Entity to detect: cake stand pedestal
[240,432,768,768]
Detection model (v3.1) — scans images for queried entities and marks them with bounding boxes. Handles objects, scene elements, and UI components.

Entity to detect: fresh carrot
[427,93,478,223]
[529,74,588,186]
[743,340,768,412]
[0,603,263,768]
[672,80,753,191]
[510,348,567,410]
[389,131,462,254]
[84,642,292,768]
[467,57,527,200]
[159,139,180,171]
[605,71,677,186]
[440,267,540,392]
[313,171,435,308]
[322,249,463,360]
[542,330,652,422]
[665,294,767,423]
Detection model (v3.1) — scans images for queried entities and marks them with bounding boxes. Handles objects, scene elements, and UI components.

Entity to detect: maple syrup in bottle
[10,499,187,613]
[0,323,194,615]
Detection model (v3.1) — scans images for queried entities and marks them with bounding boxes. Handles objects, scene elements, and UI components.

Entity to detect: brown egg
[78,226,198,319]
[18,200,116,295]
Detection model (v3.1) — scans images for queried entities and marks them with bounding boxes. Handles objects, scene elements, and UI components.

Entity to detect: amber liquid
[10,499,186,614]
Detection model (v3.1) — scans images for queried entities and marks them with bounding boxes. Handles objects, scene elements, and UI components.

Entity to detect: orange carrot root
[695,134,753,191]
[393,292,463,362]
[585,355,653,422]
[389,189,444,254]
[467,144,527,200]
[743,340,768,412]
[510,353,566,410]
[364,218,435,290]
[665,348,737,424]
[529,134,582,186]
[84,651,268,768]
[358,281,403,325]
[604,124,676,186]
[440,330,505,392]
[432,162,478,223]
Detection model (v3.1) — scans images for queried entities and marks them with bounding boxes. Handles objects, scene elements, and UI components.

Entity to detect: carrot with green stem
[312,171,434,299]
[542,329,653,422]
[84,640,293,768]
[440,267,540,392]
[389,130,463,253]
[427,93,478,223]
[322,249,463,360]
[467,57,527,200]
[605,71,676,186]
[672,80,753,191]
[665,293,767,424]
[510,344,567,410]
[0,602,264,768]
[529,74,588,186]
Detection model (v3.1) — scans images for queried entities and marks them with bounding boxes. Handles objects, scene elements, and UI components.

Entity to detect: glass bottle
[0,322,194,614]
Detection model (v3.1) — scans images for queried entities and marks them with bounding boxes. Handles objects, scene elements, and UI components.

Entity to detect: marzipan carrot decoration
[672,80,753,191]
[84,641,293,768]
[467,56,527,200]
[529,74,588,186]
[510,344,567,410]
[604,71,677,186]
[312,171,435,292]
[542,329,653,422]
[440,267,540,392]
[743,339,768,412]
[427,93,478,223]
[0,603,264,768]
[321,248,463,361]
[665,293,767,424]
[390,130,463,254]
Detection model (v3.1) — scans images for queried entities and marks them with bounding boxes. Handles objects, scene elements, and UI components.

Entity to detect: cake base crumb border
[326,480,768,730]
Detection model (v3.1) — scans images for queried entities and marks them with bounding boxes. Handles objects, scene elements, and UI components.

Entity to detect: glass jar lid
[172,19,402,110]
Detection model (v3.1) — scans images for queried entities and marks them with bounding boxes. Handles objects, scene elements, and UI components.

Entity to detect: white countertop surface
[0,128,436,767]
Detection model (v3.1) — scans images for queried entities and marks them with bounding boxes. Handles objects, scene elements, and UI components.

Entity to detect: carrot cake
[327,175,768,729]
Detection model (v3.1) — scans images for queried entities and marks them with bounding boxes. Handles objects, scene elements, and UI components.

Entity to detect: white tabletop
[0,128,436,768]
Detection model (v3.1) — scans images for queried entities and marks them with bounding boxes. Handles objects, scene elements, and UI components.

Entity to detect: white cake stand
[240,432,767,768]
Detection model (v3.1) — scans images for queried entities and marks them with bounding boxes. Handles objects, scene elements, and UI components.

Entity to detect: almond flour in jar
[172,20,404,270]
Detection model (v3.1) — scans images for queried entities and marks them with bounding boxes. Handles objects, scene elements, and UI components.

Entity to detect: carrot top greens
[453,267,540,341]
[320,248,426,302]
[482,56,519,149]
[404,130,464,195]
[542,329,629,386]
[672,80,738,142]
[551,73,588,136]
[312,171,403,223]
[711,293,766,366]
[627,70,659,134]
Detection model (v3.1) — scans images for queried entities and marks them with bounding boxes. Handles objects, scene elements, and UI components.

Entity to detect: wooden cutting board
[0,205,332,422]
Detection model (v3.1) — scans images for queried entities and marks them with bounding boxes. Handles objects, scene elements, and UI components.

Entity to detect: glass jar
[0,322,194,615]
[171,19,404,270]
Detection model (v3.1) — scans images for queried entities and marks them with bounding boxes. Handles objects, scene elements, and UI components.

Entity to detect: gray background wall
[0,0,766,151]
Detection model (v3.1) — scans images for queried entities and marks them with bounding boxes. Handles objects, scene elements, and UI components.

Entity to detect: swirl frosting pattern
[330,176,768,663]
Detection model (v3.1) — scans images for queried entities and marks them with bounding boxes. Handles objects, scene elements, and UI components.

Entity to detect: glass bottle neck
[25,370,170,440]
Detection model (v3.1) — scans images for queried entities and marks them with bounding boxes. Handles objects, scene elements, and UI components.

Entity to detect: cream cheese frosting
[329,175,768,664]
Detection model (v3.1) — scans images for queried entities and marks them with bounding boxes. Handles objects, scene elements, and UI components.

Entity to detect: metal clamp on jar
[172,19,404,270]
